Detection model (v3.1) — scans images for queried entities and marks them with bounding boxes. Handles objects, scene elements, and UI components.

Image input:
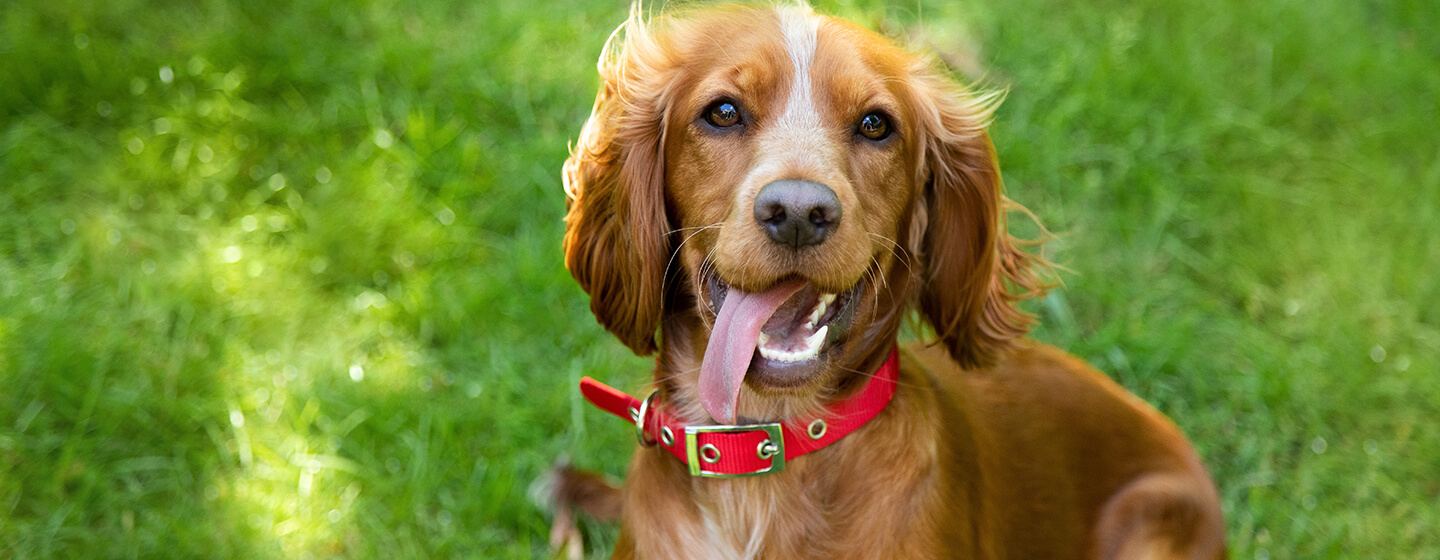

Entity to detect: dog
[554,3,1226,559]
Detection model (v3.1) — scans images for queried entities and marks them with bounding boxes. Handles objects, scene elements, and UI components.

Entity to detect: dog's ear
[908,74,1049,369]
[562,12,675,356]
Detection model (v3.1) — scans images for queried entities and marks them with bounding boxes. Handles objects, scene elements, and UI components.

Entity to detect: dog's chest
[685,477,830,559]
[656,467,943,560]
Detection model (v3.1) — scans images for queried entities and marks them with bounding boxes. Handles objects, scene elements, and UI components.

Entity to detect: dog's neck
[634,312,946,560]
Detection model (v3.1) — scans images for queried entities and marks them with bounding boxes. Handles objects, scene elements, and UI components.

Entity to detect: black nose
[752,180,842,249]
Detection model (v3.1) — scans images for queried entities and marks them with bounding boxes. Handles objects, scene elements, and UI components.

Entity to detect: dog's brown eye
[858,113,890,140]
[706,101,741,128]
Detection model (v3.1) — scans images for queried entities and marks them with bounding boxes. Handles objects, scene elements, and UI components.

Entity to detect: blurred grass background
[0,0,1436,557]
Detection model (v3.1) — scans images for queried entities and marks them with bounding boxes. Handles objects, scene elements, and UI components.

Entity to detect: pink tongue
[699,279,806,424]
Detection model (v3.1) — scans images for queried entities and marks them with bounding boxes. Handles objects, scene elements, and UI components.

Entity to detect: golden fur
[557,4,1226,559]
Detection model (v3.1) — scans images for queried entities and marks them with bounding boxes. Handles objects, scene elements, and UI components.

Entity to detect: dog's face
[564,5,1044,424]
[664,10,921,422]
[666,11,915,297]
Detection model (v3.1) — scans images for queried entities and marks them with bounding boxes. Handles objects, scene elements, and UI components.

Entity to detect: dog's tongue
[699,279,806,424]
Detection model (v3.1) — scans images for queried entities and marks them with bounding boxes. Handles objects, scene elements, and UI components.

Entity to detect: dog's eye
[858,113,890,140]
[705,101,741,128]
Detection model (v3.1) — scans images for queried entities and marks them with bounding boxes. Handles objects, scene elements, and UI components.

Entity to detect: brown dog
[556,4,1225,559]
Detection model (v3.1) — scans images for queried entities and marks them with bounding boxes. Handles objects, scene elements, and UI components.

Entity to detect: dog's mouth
[699,271,863,423]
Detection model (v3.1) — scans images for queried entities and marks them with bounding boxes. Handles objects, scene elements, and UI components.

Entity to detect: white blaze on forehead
[732,6,831,207]
[777,7,821,129]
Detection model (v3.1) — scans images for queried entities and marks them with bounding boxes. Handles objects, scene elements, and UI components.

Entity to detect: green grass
[0,0,1435,557]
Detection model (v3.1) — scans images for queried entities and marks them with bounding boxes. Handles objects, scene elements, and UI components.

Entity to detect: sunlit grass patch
[1,0,1437,558]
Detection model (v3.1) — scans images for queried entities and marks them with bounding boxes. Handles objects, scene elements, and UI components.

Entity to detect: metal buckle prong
[634,392,658,447]
[683,423,785,478]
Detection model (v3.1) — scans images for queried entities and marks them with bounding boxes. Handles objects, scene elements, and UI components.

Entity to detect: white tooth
[808,300,827,324]
[820,293,836,305]
[793,343,819,362]
[803,320,815,331]
[757,325,831,363]
[757,332,771,349]
[803,325,829,352]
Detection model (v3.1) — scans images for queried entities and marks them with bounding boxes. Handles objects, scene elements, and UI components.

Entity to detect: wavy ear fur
[563,10,678,356]
[908,73,1050,369]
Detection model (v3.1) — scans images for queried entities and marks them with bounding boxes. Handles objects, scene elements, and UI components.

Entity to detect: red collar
[579,348,899,478]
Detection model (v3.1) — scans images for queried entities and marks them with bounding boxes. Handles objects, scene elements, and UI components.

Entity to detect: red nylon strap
[578,348,899,477]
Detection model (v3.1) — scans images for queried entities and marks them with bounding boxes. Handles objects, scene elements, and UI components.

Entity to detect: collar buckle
[683,423,785,478]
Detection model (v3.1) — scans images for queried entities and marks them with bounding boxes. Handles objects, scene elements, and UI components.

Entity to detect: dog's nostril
[809,206,837,227]
[758,205,787,226]
[752,180,842,249]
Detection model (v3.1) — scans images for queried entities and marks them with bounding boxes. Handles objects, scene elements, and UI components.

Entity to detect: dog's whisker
[867,232,915,278]
[663,222,724,293]
[665,223,725,236]
[649,364,702,387]
[867,254,890,293]
[693,242,726,331]
[666,222,724,316]
[860,254,885,326]
[828,363,928,391]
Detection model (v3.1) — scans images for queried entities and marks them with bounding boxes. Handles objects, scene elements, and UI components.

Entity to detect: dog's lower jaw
[659,294,904,425]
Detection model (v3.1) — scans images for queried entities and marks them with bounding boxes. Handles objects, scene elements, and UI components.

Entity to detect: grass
[0,0,1435,557]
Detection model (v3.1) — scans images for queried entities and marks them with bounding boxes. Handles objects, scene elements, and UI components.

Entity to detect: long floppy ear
[909,74,1050,369]
[562,11,677,356]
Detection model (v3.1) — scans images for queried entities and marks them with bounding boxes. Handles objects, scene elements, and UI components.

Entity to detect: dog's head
[563,4,1048,424]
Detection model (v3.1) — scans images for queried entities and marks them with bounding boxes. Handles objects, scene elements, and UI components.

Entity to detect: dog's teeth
[755,324,830,363]
[759,345,791,362]
[808,294,834,324]
[808,299,827,324]
[788,327,826,362]
[803,325,828,351]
